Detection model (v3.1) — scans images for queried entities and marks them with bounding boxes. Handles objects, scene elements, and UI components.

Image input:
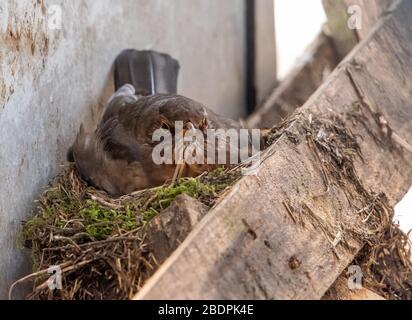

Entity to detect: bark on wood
[246,30,339,128]
[144,194,209,266]
[323,0,395,58]
[135,0,412,300]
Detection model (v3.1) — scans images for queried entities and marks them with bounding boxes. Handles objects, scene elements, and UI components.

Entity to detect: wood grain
[322,275,385,300]
[248,0,394,130]
[135,0,412,300]
[323,0,395,58]
[246,31,339,128]
[144,194,209,266]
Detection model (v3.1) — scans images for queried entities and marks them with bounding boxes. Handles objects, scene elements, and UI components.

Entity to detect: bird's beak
[182,122,197,138]
[183,122,196,148]
[184,122,196,131]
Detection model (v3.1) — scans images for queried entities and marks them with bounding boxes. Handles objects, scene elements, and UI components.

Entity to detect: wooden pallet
[134,0,412,300]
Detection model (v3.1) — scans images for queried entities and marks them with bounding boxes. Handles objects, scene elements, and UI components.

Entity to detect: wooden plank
[322,274,385,300]
[144,195,209,267]
[340,289,385,300]
[247,1,393,135]
[255,0,277,106]
[249,0,393,130]
[323,0,395,58]
[135,0,412,300]
[246,30,339,128]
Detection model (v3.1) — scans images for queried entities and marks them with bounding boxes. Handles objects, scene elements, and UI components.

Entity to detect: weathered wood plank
[246,30,339,128]
[323,0,395,58]
[255,0,277,106]
[247,0,393,129]
[322,274,385,300]
[135,0,412,300]
[144,195,209,266]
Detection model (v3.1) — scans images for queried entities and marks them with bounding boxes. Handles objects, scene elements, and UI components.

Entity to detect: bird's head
[139,95,213,174]
[149,95,210,137]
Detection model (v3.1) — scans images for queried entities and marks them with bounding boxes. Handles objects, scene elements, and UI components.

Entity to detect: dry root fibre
[13,101,412,300]
[12,165,241,300]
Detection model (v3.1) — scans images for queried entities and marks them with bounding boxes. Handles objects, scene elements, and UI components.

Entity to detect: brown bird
[68,50,243,196]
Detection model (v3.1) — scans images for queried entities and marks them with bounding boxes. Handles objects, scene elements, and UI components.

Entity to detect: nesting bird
[68,50,244,195]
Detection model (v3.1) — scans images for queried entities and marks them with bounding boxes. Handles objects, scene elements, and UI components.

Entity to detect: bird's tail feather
[114,49,180,95]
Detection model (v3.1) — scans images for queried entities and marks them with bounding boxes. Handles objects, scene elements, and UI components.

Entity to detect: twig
[307,135,330,196]
[8,261,72,300]
[89,194,122,209]
[282,201,297,224]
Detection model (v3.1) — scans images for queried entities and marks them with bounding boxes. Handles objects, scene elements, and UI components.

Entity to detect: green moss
[207,166,226,177]
[23,208,55,240]
[81,200,139,240]
[139,177,217,222]
[142,207,159,222]
[23,167,239,248]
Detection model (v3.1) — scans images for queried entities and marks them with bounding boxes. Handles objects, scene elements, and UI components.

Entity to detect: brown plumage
[68,85,242,196]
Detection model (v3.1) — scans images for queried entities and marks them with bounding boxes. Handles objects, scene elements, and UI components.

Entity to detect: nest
[305,113,412,299]
[267,108,412,300]
[354,223,412,299]
[11,102,412,300]
[10,165,241,300]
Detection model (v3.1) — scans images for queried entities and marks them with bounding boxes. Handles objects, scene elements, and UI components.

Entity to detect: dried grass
[11,165,241,300]
[266,107,412,300]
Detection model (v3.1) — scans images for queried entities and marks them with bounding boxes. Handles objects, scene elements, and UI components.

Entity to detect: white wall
[395,188,412,234]
[274,0,326,79]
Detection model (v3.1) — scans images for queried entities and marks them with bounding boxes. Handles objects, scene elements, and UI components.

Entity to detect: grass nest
[11,100,412,300]
[304,112,412,300]
[266,107,412,300]
[11,165,241,300]
[353,223,412,300]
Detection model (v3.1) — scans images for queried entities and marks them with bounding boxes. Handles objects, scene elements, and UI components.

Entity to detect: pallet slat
[246,30,338,128]
[323,0,395,58]
[135,0,412,300]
